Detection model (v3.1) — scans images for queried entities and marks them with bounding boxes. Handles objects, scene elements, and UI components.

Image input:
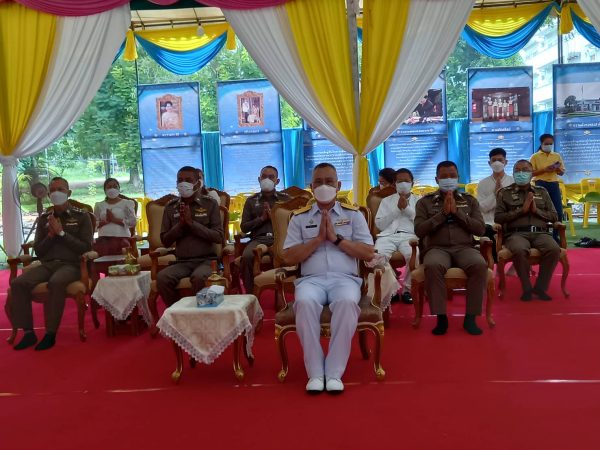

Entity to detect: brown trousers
[156,260,212,306]
[240,235,274,293]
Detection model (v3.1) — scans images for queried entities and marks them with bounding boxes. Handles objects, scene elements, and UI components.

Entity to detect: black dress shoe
[532,289,552,301]
[520,291,532,301]
[390,293,401,304]
[401,292,413,304]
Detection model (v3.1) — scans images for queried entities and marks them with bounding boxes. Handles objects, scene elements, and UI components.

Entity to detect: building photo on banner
[138,82,203,199]
[384,73,448,185]
[554,62,600,183]
[217,79,283,195]
[468,67,534,182]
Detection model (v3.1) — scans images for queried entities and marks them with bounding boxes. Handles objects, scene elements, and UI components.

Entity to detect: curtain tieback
[0,156,19,168]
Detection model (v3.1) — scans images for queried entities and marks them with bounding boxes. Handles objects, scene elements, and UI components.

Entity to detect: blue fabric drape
[572,12,600,48]
[136,33,227,75]
[202,132,224,190]
[282,128,305,188]
[448,118,470,183]
[113,40,125,63]
[367,144,384,186]
[533,110,554,144]
[461,4,553,58]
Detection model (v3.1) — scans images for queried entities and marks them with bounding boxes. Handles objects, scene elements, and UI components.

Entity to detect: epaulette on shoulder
[166,198,180,206]
[293,205,312,215]
[340,203,359,211]
[70,206,85,214]
[423,191,437,198]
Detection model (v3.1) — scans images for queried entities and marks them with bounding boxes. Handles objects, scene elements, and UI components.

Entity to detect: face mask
[514,171,532,186]
[313,184,337,203]
[105,188,120,199]
[490,161,505,173]
[396,182,412,195]
[259,178,275,192]
[541,144,553,153]
[438,178,458,192]
[379,183,386,190]
[49,191,68,206]
[177,182,196,198]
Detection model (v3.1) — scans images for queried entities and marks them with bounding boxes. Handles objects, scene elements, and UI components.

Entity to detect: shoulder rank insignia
[340,203,359,211]
[293,205,312,215]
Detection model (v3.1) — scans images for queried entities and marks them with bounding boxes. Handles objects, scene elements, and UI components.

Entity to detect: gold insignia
[293,205,312,215]
[340,203,359,211]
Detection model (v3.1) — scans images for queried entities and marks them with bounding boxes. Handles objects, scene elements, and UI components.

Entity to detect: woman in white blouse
[93,178,137,256]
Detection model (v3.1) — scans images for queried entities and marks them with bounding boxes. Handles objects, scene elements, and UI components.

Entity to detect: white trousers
[293,273,362,379]
[374,233,417,291]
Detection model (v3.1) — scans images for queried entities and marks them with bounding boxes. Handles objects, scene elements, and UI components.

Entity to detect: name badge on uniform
[173,213,180,218]
[305,224,318,229]
[65,219,78,227]
[334,218,351,226]
[512,193,520,200]
[194,207,207,217]
[533,194,543,200]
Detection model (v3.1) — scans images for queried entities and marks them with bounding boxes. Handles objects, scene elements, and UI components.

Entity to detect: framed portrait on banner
[156,94,183,130]
[237,91,264,127]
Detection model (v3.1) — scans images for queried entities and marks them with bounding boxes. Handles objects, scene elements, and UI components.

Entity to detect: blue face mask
[438,178,458,192]
[514,171,532,186]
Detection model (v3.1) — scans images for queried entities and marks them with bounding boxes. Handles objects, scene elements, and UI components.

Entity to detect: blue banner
[468,67,533,134]
[138,82,203,198]
[384,135,448,185]
[396,72,447,136]
[469,132,533,182]
[303,127,353,189]
[554,129,600,183]
[554,63,600,131]
[217,79,284,195]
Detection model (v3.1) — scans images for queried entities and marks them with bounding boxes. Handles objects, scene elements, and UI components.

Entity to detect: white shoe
[306,377,325,393]
[325,378,344,393]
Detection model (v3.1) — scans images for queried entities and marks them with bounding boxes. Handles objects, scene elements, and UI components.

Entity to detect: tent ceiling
[130,0,560,30]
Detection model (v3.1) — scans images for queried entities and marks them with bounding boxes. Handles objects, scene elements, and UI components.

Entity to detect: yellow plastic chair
[411,185,437,196]
[134,196,152,236]
[465,183,478,197]
[559,181,576,237]
[579,178,600,228]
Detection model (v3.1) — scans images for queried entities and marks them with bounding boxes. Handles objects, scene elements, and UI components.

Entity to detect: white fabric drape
[1,4,129,256]
[224,5,357,154]
[578,0,600,31]
[361,0,474,152]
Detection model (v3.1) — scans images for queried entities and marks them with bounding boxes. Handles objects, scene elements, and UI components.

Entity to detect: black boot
[463,314,483,335]
[34,333,56,351]
[432,314,448,335]
[14,331,38,350]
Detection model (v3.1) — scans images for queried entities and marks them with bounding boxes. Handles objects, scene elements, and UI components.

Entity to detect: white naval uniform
[283,201,373,379]
[373,193,419,292]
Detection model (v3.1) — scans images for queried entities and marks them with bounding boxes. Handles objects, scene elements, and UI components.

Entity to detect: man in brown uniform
[157,166,223,306]
[240,166,290,293]
[495,159,559,301]
[10,177,93,351]
[414,161,487,336]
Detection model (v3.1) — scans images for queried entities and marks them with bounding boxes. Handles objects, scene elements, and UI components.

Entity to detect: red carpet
[2,250,600,450]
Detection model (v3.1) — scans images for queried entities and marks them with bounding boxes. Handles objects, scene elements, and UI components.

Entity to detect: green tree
[445,37,525,119]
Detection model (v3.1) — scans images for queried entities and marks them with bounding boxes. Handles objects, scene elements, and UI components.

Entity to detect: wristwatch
[58,230,65,237]
[334,234,344,246]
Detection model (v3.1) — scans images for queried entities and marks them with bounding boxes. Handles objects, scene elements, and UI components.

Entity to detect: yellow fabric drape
[0,3,56,155]
[136,24,233,51]
[467,3,550,37]
[560,4,592,35]
[356,0,410,205]
[124,29,138,61]
[286,0,358,150]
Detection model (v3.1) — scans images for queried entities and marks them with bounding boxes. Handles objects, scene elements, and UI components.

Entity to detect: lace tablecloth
[157,295,264,365]
[92,271,152,325]
[367,263,401,311]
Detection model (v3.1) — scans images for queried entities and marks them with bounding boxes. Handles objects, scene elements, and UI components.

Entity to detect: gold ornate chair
[274,206,386,382]
[408,237,496,329]
[209,188,231,210]
[494,222,569,298]
[5,201,98,343]
[147,205,232,332]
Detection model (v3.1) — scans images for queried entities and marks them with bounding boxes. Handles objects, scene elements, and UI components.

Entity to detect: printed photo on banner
[468,67,533,133]
[237,91,264,127]
[397,72,447,136]
[157,94,183,130]
[554,63,600,130]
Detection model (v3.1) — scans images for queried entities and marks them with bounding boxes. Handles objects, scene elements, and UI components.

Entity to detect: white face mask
[313,184,337,203]
[259,178,275,192]
[490,161,505,173]
[438,178,458,192]
[541,144,553,153]
[177,182,196,198]
[49,191,69,206]
[396,182,412,194]
[105,188,120,199]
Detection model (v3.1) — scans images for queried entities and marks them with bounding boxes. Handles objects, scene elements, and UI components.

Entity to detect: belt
[507,226,549,233]
[253,232,273,238]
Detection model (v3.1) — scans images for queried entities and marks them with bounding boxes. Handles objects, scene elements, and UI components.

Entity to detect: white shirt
[476,173,514,225]
[94,198,137,237]
[374,193,419,237]
[207,189,221,205]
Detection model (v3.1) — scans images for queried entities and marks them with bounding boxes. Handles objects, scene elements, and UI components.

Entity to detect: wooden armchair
[5,201,98,344]
[281,186,313,201]
[494,222,569,298]
[274,262,386,382]
[209,188,231,210]
[147,205,232,332]
[119,193,140,256]
[136,194,178,267]
[408,238,496,329]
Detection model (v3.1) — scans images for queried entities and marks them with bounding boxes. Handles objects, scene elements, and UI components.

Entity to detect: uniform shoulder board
[340,203,359,211]
[293,205,312,215]
[166,198,180,206]
[423,191,437,198]
[70,206,85,214]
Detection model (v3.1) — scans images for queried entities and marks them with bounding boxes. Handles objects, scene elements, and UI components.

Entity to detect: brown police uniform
[9,203,93,333]
[414,191,487,315]
[494,183,559,293]
[239,190,290,292]
[156,194,223,305]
